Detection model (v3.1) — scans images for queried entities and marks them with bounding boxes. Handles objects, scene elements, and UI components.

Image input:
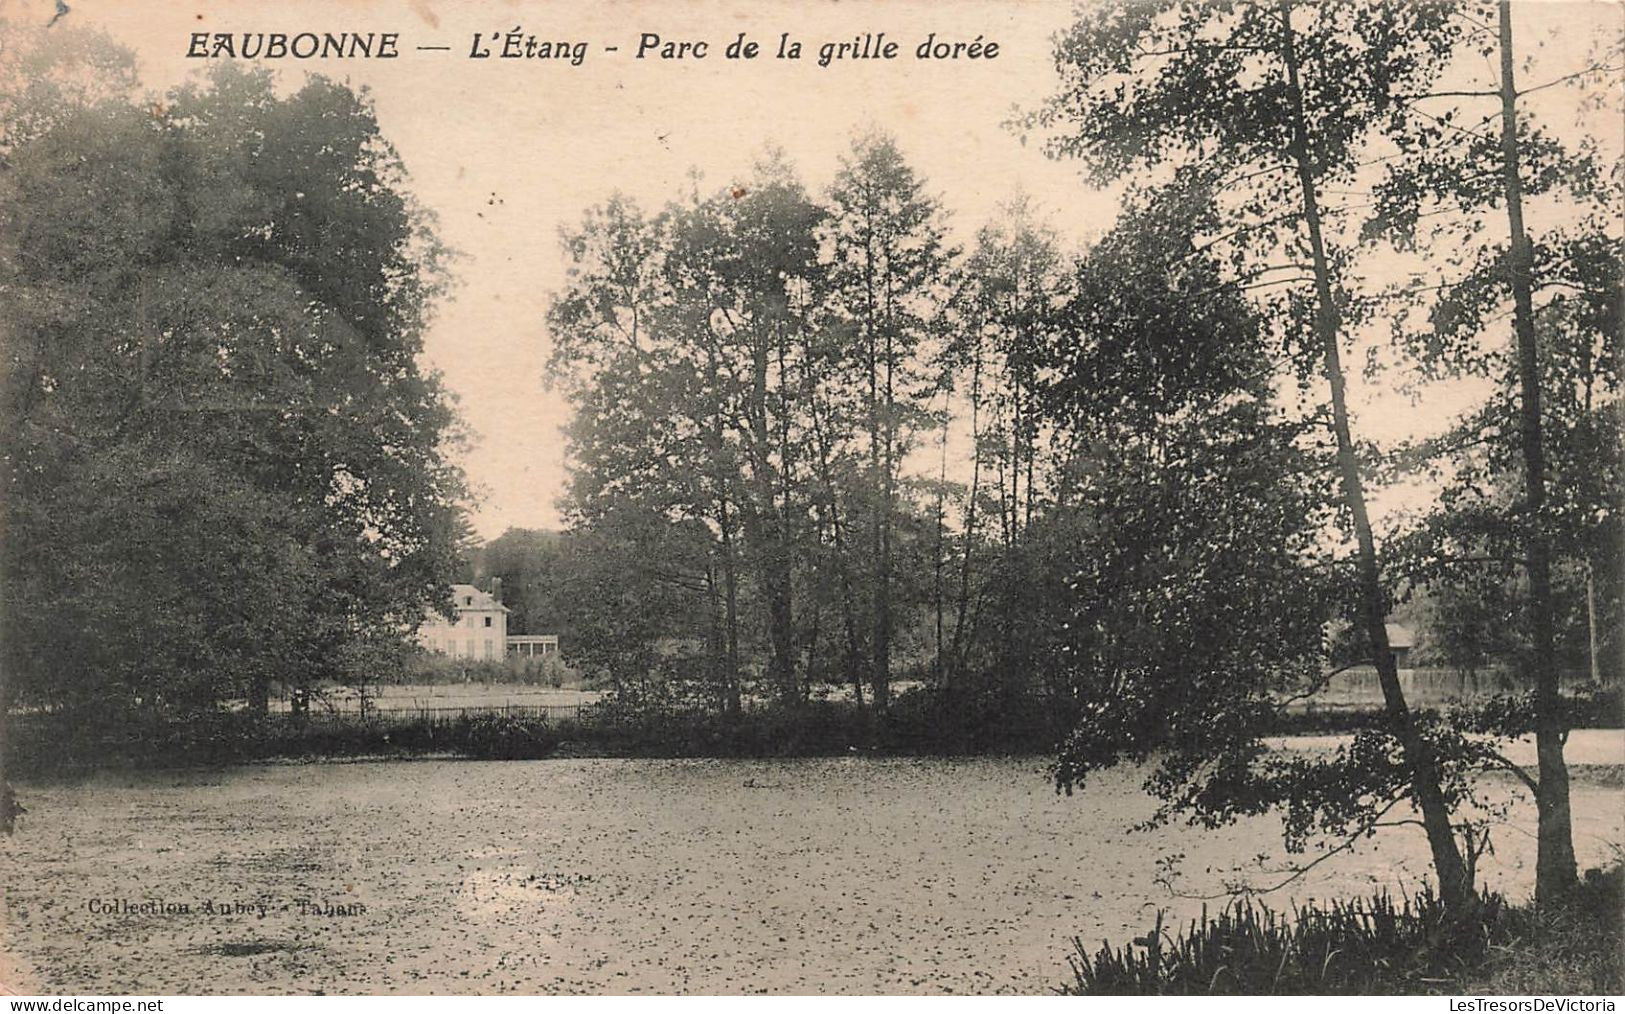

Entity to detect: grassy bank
[1063,865,1624,995]
[7,685,1619,775]
[6,697,1051,775]
[6,687,1058,774]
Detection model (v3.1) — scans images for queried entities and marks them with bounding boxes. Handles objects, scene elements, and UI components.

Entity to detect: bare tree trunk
[808,384,865,708]
[740,336,800,702]
[949,341,986,685]
[742,500,798,700]
[1010,367,1022,546]
[817,490,865,706]
[804,589,821,702]
[862,250,890,713]
[1497,0,1577,904]
[700,341,744,715]
[708,560,743,714]
[765,547,797,700]
[1021,315,1036,534]
[1587,562,1601,686]
[249,673,271,716]
[934,391,949,687]
[1280,0,1472,911]
[0,669,17,834]
[716,487,743,715]
[874,323,895,713]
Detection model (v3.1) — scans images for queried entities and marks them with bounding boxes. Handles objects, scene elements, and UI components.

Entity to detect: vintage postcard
[0,0,1620,999]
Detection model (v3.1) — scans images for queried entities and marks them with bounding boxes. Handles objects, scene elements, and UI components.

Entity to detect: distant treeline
[519,136,1620,728]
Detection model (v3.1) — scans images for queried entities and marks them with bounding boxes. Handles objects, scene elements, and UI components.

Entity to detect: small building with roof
[1386,622,1416,670]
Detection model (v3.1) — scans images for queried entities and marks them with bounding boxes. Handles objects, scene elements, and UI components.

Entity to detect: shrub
[371,650,580,688]
[1063,869,1624,995]
[455,713,558,760]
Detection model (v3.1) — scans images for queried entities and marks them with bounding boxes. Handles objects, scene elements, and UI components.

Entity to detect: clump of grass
[1456,865,1624,996]
[1062,870,1625,995]
[1064,884,1502,994]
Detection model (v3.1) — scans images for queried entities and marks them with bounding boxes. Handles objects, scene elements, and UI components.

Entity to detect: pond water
[2,751,1620,994]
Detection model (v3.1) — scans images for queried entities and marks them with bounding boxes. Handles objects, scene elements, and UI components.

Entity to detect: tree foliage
[1,34,468,726]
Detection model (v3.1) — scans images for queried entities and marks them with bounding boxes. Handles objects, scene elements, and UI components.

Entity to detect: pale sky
[12,0,1620,538]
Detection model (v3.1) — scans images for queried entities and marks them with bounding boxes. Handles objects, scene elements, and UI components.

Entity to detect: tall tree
[1365,0,1622,902]
[1,50,468,746]
[1031,0,1480,908]
[549,214,746,709]
[1044,194,1357,863]
[549,160,830,708]
[662,157,826,700]
[1494,0,1573,899]
[824,134,953,711]
[951,196,1071,699]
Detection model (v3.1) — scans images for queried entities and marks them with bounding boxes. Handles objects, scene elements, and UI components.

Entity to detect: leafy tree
[1363,0,1622,902]
[549,145,960,713]
[549,246,746,708]
[548,162,831,710]
[1,39,468,760]
[945,196,1072,699]
[662,156,826,700]
[546,500,723,702]
[1029,0,1484,908]
[472,528,565,636]
[1041,195,1355,850]
[823,134,955,710]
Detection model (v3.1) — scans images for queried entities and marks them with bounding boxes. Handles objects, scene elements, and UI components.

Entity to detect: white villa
[418,582,509,660]
[417,581,563,662]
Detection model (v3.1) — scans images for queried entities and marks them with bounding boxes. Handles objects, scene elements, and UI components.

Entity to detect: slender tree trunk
[1000,355,1022,689]
[808,386,865,707]
[249,673,270,716]
[820,489,865,706]
[716,486,743,715]
[875,323,895,713]
[773,336,802,701]
[702,344,744,715]
[1020,313,1036,534]
[1010,368,1022,546]
[949,341,986,685]
[804,588,821,702]
[765,540,797,700]
[862,234,891,713]
[0,669,17,834]
[742,338,799,702]
[740,493,797,700]
[1279,0,1472,911]
[935,391,949,687]
[1017,317,1038,705]
[1587,562,1601,686]
[1497,0,1577,903]
[706,560,736,714]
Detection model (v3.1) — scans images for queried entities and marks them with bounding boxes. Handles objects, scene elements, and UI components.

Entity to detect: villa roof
[449,583,509,613]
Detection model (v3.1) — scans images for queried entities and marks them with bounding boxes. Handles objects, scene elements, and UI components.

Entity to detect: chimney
[490,577,503,604]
